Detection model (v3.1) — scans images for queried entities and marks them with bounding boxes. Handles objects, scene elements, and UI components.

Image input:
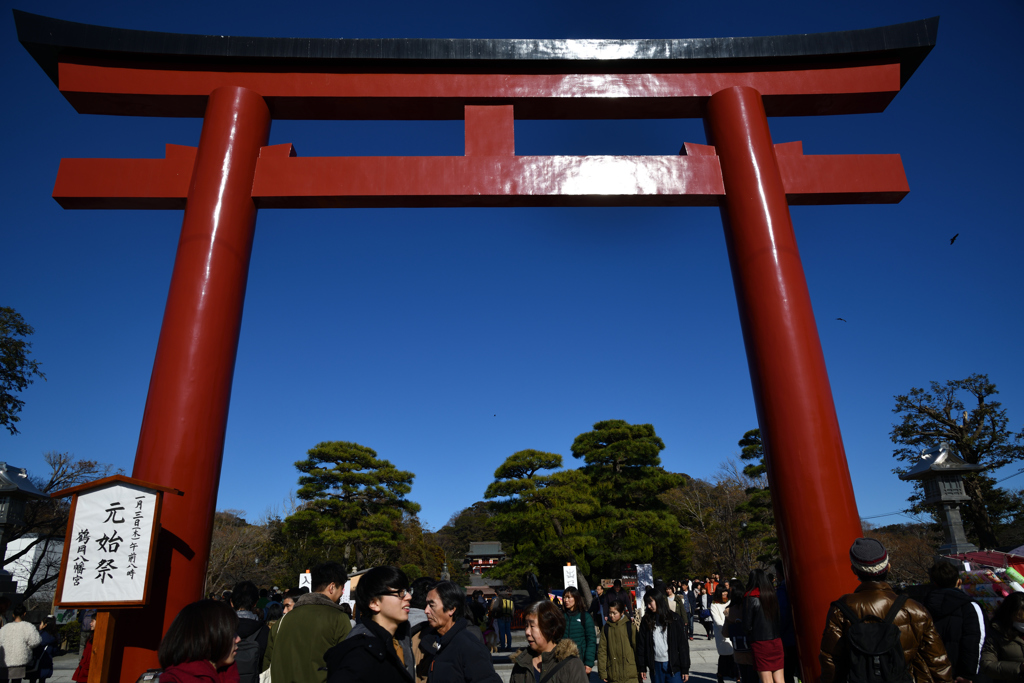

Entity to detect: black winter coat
[636,613,690,676]
[325,621,414,683]
[419,618,501,683]
[921,587,984,678]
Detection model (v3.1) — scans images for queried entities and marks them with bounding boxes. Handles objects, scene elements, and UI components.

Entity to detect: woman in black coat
[636,588,690,683]
[325,567,416,683]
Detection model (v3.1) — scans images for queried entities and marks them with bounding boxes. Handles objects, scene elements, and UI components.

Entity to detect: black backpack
[234,627,264,683]
[832,594,912,683]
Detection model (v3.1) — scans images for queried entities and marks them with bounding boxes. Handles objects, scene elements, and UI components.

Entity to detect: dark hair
[230,581,259,611]
[992,592,1024,631]
[928,561,960,589]
[158,600,239,668]
[312,562,348,593]
[525,600,565,643]
[340,602,353,617]
[259,588,268,598]
[265,603,284,622]
[12,604,27,618]
[355,566,410,613]
[730,579,746,597]
[713,584,728,604]
[562,586,585,614]
[608,599,627,614]
[613,579,622,589]
[41,615,59,638]
[283,588,304,601]
[642,587,674,629]
[746,569,779,623]
[410,577,435,610]
[430,580,465,620]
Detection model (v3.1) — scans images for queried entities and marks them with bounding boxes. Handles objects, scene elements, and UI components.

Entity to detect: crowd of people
[5,536,1023,683]
[144,542,1024,683]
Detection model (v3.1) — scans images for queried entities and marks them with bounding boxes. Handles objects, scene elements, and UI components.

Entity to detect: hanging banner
[56,480,163,606]
[563,565,578,589]
[636,563,654,597]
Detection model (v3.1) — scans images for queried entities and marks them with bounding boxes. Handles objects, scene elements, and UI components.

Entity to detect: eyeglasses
[381,588,410,598]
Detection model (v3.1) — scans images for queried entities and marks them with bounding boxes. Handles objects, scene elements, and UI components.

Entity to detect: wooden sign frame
[51,475,182,608]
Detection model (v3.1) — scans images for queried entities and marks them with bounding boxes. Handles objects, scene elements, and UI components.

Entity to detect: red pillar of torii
[16,11,937,683]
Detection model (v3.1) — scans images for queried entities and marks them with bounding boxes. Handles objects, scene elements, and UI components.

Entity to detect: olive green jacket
[597,619,637,683]
[263,592,353,683]
[980,623,1024,680]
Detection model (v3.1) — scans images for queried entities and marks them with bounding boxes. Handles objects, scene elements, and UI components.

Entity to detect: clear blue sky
[3,0,1022,534]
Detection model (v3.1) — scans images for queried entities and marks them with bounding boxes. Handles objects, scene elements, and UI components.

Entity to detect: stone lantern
[0,462,50,595]
[899,441,983,554]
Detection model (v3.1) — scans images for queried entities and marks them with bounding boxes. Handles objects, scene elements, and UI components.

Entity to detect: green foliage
[0,306,46,435]
[283,441,420,570]
[485,450,599,585]
[572,420,687,578]
[890,374,1024,548]
[59,619,81,651]
[482,421,691,588]
[733,429,778,563]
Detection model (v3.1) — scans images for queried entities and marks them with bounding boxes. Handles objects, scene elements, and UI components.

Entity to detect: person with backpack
[497,590,515,652]
[598,600,638,683]
[819,538,952,683]
[231,581,270,683]
[562,587,597,676]
[922,561,985,682]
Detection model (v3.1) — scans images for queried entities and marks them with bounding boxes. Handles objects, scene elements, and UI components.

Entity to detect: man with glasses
[325,566,416,683]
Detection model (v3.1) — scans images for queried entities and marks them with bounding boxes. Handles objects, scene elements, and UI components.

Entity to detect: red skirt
[751,638,784,672]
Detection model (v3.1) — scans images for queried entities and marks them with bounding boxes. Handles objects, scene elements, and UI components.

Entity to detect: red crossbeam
[57,61,901,118]
[53,142,907,209]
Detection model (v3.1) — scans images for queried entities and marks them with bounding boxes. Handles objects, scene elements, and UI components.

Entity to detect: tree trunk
[962,476,999,548]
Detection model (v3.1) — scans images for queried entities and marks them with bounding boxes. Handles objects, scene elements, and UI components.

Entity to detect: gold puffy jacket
[819,581,952,683]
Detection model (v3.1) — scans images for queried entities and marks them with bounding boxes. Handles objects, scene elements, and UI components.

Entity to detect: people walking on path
[636,588,690,683]
[563,587,597,676]
[710,586,735,683]
[598,600,637,683]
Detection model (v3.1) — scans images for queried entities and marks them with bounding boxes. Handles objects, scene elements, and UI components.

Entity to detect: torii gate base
[16,11,938,683]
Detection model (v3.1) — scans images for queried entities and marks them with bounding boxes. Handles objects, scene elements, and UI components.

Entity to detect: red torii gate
[16,11,936,683]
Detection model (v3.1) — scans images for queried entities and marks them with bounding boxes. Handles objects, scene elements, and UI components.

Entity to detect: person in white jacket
[0,604,43,682]
[709,586,735,683]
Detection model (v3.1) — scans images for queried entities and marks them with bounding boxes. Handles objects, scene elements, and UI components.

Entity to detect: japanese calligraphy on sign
[57,482,160,605]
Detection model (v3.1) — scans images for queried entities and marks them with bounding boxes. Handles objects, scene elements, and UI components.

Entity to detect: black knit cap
[849,537,889,576]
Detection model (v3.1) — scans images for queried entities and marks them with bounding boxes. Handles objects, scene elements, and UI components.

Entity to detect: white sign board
[299,572,312,590]
[562,565,578,590]
[59,482,159,604]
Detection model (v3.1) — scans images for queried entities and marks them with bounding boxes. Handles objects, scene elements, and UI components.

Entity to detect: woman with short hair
[157,600,241,683]
[510,601,588,683]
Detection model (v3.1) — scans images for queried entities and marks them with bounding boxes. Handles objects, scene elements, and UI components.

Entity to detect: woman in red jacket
[157,600,241,683]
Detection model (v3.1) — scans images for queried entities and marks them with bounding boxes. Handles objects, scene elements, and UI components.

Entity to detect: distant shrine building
[464,541,506,575]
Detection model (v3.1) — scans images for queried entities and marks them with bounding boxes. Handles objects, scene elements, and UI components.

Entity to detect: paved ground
[49,629,725,683]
